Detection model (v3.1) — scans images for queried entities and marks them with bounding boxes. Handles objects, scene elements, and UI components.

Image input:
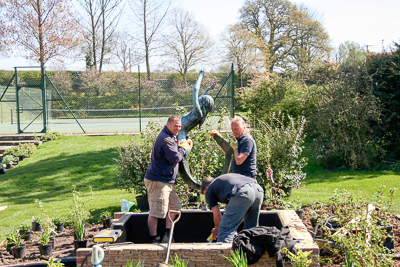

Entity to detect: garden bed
[0,223,102,266]
[301,206,400,266]
[1,210,399,266]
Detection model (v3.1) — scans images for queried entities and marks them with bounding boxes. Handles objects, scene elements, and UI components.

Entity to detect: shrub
[309,72,383,169]
[252,112,307,188]
[116,122,159,196]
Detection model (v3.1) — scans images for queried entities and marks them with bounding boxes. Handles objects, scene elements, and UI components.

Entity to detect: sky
[1,0,399,71]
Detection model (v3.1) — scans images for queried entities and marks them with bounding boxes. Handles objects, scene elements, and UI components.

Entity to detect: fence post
[10,108,13,124]
[138,65,141,132]
[231,64,235,117]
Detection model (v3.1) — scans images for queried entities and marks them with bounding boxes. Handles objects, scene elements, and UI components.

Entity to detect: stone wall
[77,243,279,267]
[77,210,319,267]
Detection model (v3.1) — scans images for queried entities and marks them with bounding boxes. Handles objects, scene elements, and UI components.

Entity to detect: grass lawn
[0,134,399,238]
[0,134,139,237]
[292,146,400,215]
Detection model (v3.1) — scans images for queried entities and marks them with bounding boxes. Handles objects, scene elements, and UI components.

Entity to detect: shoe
[161,233,174,243]
[151,236,161,244]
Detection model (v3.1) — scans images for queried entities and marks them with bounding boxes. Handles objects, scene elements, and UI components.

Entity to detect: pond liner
[112,210,283,244]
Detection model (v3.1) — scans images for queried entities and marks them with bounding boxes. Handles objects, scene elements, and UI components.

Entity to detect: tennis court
[0,116,231,134]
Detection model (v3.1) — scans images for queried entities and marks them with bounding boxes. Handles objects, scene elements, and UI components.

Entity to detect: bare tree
[130,0,171,80]
[113,30,143,71]
[2,0,83,69]
[77,0,124,72]
[161,8,214,83]
[220,24,262,87]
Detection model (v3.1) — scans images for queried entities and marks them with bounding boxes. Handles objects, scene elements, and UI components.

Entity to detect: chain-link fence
[0,66,235,134]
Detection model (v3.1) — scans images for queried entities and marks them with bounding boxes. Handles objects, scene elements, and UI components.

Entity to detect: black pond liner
[113,210,283,244]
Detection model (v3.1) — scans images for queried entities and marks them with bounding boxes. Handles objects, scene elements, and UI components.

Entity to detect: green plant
[282,196,302,210]
[40,228,53,245]
[52,217,63,224]
[19,224,31,232]
[32,216,42,224]
[42,257,64,267]
[168,253,187,267]
[253,112,307,188]
[40,132,64,142]
[100,210,112,220]
[126,259,144,267]
[73,221,85,240]
[68,186,92,240]
[6,229,23,248]
[223,248,248,267]
[116,122,159,196]
[318,187,396,266]
[2,155,15,164]
[281,247,312,267]
[35,199,54,231]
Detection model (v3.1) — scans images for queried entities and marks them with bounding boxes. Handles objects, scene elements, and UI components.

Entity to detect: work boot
[161,233,174,243]
[151,236,161,244]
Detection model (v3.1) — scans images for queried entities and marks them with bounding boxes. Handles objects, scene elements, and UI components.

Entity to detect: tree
[220,24,262,87]
[335,41,367,73]
[238,0,330,72]
[2,0,83,69]
[161,8,214,83]
[77,0,124,72]
[0,1,7,53]
[288,4,331,73]
[113,30,143,72]
[130,0,171,80]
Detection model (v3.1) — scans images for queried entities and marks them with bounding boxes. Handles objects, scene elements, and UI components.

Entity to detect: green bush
[252,112,307,188]
[367,43,400,161]
[309,72,383,170]
[116,122,159,196]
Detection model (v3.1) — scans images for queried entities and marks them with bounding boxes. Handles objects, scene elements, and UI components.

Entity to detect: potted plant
[68,186,92,250]
[73,220,87,250]
[2,155,15,169]
[7,229,26,258]
[100,210,113,229]
[38,228,54,256]
[32,216,42,231]
[52,217,64,233]
[19,224,32,241]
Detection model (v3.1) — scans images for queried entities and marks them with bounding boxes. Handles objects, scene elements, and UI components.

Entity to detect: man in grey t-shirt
[201,173,264,243]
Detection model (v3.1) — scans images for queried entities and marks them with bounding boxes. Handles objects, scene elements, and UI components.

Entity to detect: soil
[0,223,103,266]
[1,212,399,266]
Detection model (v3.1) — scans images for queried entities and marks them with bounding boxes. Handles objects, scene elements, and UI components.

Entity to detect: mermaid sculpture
[178,70,215,190]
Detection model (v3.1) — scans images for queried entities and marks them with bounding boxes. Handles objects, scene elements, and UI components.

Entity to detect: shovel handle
[168,210,181,224]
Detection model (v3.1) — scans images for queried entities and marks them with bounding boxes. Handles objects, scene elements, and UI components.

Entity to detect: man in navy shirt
[211,116,265,179]
[201,173,264,243]
[144,115,192,243]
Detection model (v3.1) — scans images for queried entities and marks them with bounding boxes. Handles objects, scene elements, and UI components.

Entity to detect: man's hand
[178,139,192,154]
[210,129,221,137]
[211,228,218,240]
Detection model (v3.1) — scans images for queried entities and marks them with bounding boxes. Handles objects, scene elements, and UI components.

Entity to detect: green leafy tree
[238,0,331,72]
